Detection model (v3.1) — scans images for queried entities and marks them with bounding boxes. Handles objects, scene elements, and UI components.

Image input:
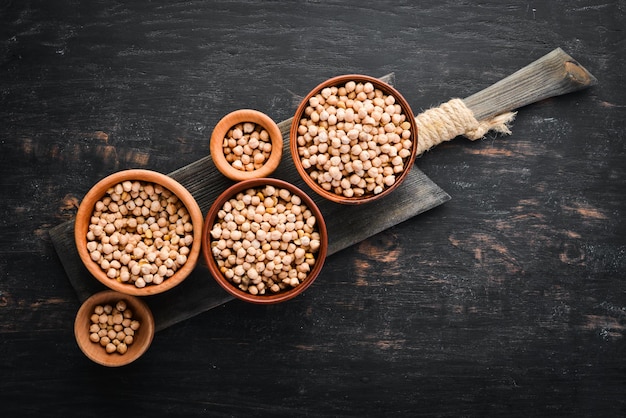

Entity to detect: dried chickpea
[87,300,141,356]
[296,80,413,198]
[210,186,322,296]
[222,122,272,172]
[86,181,193,288]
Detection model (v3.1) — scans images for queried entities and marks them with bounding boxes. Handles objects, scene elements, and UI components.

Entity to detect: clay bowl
[74,290,155,367]
[210,109,283,181]
[202,178,328,304]
[290,74,419,204]
[74,169,203,296]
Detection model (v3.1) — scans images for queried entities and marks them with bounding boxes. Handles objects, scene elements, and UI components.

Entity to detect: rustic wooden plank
[49,73,450,331]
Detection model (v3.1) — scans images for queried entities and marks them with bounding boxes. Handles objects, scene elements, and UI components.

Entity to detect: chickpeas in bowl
[290,75,419,204]
[75,169,204,296]
[202,178,328,304]
[210,109,283,182]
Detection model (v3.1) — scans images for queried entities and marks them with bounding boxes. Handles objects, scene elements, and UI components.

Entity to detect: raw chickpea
[296,80,413,198]
[87,299,140,356]
[210,186,322,296]
[86,181,193,288]
[222,122,272,172]
[99,336,110,347]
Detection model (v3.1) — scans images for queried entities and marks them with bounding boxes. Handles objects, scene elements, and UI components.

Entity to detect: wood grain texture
[1,1,624,416]
[464,48,598,120]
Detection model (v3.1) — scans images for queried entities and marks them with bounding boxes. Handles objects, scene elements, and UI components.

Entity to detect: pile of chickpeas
[89,300,140,355]
[222,122,273,172]
[210,185,321,296]
[295,80,413,198]
[86,180,194,288]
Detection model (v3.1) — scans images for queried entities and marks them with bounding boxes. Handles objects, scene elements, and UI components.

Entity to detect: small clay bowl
[290,74,419,204]
[74,169,204,296]
[210,109,283,181]
[74,290,155,367]
[202,178,328,304]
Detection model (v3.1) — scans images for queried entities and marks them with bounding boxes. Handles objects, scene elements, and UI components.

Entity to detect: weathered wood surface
[1,1,624,417]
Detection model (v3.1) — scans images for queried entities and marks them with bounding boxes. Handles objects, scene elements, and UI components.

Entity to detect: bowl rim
[210,109,284,181]
[74,169,204,296]
[74,290,155,367]
[201,178,328,304]
[289,74,419,205]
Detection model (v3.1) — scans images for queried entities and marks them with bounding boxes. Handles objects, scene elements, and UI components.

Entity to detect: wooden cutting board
[50,48,596,331]
[49,76,450,331]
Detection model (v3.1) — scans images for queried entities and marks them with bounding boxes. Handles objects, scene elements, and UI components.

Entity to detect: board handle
[414,48,598,154]
[463,47,597,121]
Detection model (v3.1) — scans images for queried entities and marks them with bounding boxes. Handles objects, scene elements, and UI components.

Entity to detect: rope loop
[415,98,516,155]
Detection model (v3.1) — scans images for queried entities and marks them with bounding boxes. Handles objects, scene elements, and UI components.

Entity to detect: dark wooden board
[49,109,450,331]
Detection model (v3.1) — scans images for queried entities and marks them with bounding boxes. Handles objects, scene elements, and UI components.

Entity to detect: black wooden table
[2,1,624,416]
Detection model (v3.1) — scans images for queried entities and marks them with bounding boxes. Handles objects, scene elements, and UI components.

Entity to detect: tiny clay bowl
[290,74,419,205]
[74,169,204,296]
[202,178,328,304]
[74,290,155,367]
[210,109,283,181]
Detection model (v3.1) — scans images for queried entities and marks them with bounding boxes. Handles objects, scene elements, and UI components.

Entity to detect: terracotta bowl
[290,74,419,204]
[74,169,203,296]
[74,290,155,367]
[210,109,283,181]
[202,178,328,304]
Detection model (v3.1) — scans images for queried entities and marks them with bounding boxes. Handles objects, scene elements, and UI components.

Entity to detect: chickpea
[86,181,193,288]
[210,187,321,296]
[222,122,272,172]
[116,343,128,354]
[296,80,413,198]
[87,299,140,356]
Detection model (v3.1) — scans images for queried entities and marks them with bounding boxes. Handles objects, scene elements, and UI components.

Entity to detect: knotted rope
[415,98,517,155]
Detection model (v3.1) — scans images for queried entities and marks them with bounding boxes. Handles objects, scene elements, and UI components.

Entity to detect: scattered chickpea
[86,181,193,288]
[222,122,273,172]
[88,300,140,356]
[296,80,413,198]
[210,186,322,296]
